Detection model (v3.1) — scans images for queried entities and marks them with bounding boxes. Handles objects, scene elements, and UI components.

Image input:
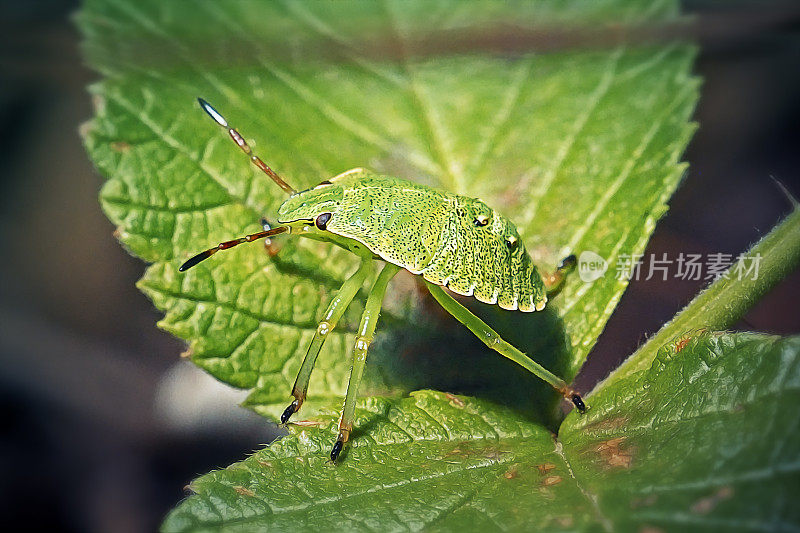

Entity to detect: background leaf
[79,0,698,420]
[162,332,800,531]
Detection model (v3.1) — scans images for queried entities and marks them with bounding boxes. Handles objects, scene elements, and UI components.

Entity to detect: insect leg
[280,259,373,424]
[330,263,400,462]
[260,218,282,257]
[425,281,586,413]
[543,254,577,296]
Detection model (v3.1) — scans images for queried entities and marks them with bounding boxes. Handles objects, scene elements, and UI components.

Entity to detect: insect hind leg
[425,281,586,413]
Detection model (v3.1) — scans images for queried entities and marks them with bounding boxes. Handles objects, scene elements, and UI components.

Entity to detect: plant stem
[595,207,800,390]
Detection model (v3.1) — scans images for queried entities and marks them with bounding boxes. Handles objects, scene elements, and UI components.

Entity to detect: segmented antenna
[197,98,296,195]
[179,226,289,271]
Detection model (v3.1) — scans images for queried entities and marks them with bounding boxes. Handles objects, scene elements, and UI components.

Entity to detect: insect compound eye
[474,214,490,227]
[315,212,333,230]
[506,236,519,250]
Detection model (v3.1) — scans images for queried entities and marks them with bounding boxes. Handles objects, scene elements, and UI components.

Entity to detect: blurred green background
[0,1,798,531]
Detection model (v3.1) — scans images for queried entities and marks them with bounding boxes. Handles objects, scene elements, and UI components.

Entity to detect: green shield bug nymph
[180,98,586,462]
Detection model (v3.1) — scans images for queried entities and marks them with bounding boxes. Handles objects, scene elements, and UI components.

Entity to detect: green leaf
[561,331,800,531]
[163,332,800,531]
[163,390,597,532]
[79,0,697,418]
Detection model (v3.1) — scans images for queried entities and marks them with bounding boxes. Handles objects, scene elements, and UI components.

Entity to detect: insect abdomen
[419,197,546,312]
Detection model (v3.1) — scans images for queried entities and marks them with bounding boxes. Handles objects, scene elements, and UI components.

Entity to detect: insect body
[279,171,547,312]
[181,98,585,462]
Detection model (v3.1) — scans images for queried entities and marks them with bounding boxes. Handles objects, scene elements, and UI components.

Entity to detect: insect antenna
[197,98,296,195]
[179,226,289,271]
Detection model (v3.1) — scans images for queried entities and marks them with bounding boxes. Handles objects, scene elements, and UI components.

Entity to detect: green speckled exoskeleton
[180,99,586,462]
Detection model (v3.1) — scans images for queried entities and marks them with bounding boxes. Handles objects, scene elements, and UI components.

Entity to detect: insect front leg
[543,254,577,296]
[425,281,586,413]
[280,259,372,424]
[260,218,283,257]
[331,263,400,462]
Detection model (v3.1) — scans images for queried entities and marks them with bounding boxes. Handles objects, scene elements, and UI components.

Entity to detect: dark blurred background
[1,1,798,531]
